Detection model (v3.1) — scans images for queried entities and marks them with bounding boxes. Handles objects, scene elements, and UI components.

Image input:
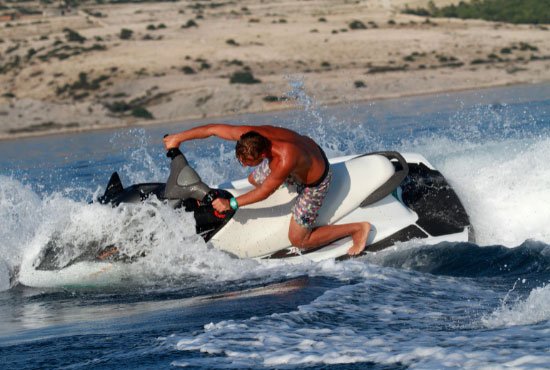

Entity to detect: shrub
[26,48,37,60]
[181,66,196,74]
[132,107,153,119]
[349,20,367,30]
[106,101,131,113]
[181,20,198,28]
[63,28,86,43]
[263,95,279,102]
[402,6,430,16]
[120,28,133,40]
[402,0,550,25]
[519,42,538,51]
[229,70,261,84]
[56,72,110,96]
[226,59,244,66]
[471,59,489,65]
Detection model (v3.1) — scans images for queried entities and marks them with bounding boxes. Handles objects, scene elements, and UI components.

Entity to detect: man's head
[235,131,271,166]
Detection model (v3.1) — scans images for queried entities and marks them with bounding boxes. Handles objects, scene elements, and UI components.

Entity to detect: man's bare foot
[348,222,371,256]
[97,246,118,260]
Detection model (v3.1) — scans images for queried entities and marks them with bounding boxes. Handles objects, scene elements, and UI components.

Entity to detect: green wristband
[229,197,239,210]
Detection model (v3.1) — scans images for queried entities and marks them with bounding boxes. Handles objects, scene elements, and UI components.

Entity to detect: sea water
[0,83,549,369]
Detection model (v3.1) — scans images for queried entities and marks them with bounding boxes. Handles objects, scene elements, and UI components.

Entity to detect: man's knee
[288,222,310,247]
[289,232,305,247]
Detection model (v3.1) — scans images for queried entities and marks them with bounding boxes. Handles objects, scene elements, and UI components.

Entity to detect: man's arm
[163,124,255,149]
[212,155,295,211]
[236,165,289,206]
[247,172,259,187]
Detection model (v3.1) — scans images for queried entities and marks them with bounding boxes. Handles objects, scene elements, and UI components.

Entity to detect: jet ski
[32,148,473,271]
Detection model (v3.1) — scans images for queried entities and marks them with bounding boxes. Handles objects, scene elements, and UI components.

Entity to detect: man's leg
[288,218,371,256]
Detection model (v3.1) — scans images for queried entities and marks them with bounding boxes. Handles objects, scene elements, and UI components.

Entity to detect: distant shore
[1,0,548,141]
[1,80,545,142]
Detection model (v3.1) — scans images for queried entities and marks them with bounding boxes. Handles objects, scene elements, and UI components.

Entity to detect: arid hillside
[0,0,548,139]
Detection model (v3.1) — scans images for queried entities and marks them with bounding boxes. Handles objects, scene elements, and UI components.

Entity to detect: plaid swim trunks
[252,158,332,229]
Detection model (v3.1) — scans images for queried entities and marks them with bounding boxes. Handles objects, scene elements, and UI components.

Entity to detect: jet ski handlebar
[164,144,213,202]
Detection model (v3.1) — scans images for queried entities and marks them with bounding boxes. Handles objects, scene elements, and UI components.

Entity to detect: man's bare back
[247,126,326,185]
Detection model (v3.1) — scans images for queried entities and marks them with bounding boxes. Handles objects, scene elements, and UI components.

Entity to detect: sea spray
[0,176,43,290]
[110,128,167,185]
[404,135,550,247]
[284,76,382,156]
[14,191,283,288]
[482,284,550,328]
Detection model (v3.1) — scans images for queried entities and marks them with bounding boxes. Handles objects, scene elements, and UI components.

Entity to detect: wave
[14,194,273,289]
[367,240,550,279]
[169,257,550,369]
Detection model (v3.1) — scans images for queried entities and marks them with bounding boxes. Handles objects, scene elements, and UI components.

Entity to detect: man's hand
[163,134,181,150]
[212,198,231,212]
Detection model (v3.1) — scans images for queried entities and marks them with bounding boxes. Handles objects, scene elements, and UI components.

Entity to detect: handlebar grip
[166,147,182,159]
[164,134,179,158]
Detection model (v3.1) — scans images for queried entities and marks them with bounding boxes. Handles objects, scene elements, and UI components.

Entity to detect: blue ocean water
[0,82,549,369]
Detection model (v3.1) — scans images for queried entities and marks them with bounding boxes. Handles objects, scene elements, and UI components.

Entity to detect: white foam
[12,187,309,288]
[0,260,10,291]
[172,263,550,369]
[0,176,43,290]
[400,136,550,247]
[482,284,550,328]
[16,194,265,287]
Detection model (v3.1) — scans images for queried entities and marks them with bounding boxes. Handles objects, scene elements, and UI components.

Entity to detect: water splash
[109,128,167,184]
[482,284,550,328]
[283,76,382,157]
[0,176,42,291]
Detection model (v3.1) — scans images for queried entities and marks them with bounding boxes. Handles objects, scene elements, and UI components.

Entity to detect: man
[163,124,370,256]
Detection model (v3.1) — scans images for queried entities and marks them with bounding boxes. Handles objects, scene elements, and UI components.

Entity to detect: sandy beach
[0,0,548,140]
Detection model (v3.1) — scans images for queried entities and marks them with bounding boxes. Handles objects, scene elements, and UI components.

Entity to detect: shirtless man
[163,124,370,256]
